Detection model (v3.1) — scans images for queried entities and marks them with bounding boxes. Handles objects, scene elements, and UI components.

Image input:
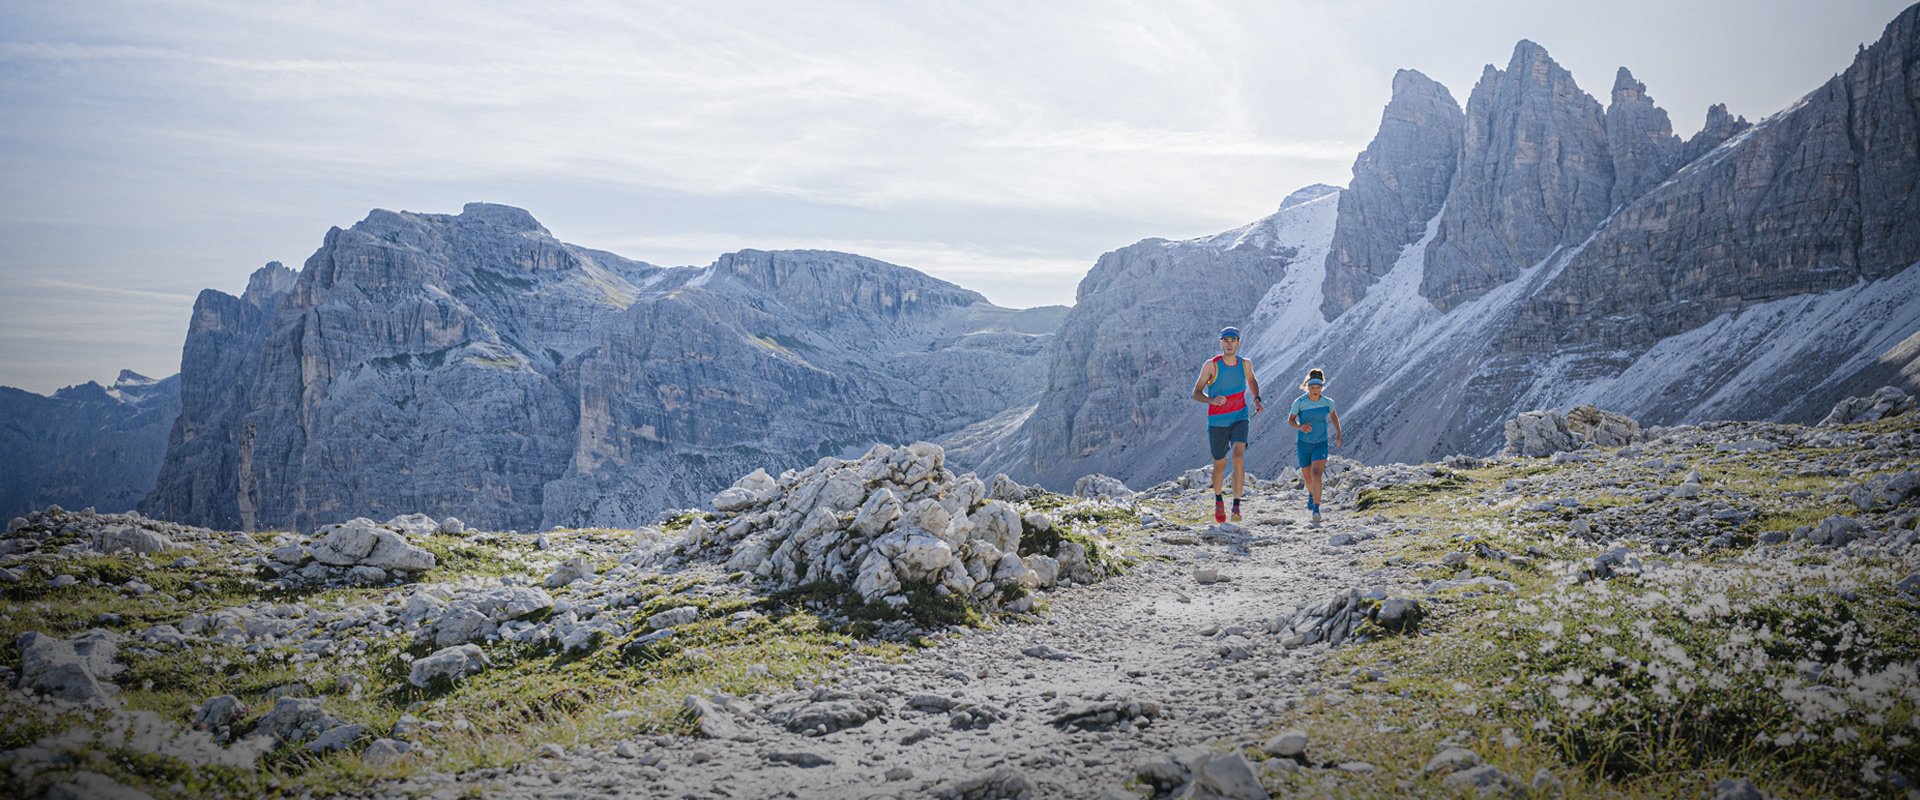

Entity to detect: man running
[1288,368,1341,524]
[1191,326,1263,523]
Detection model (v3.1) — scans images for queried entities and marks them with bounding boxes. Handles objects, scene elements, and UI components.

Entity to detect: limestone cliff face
[1517,4,1920,353]
[1421,41,1616,312]
[0,371,180,520]
[144,208,1059,531]
[543,250,1060,527]
[141,263,294,529]
[1319,70,1462,320]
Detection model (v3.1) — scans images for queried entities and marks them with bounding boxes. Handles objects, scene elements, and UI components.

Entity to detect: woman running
[1287,368,1341,524]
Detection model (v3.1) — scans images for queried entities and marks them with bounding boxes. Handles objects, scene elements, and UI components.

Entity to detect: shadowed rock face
[1516,4,1920,354]
[1319,70,1462,321]
[0,371,181,520]
[140,263,294,530]
[1421,40,1616,313]
[142,207,1061,531]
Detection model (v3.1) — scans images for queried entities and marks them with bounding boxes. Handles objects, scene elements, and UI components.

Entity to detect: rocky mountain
[139,203,1063,532]
[991,4,1920,489]
[0,370,181,520]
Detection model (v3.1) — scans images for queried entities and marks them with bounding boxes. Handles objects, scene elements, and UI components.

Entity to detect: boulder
[713,468,778,511]
[544,558,593,588]
[90,525,178,555]
[646,606,701,631]
[250,697,342,743]
[1178,752,1266,799]
[384,513,440,536]
[309,519,382,566]
[15,630,119,704]
[192,694,247,731]
[438,517,465,535]
[1073,473,1134,499]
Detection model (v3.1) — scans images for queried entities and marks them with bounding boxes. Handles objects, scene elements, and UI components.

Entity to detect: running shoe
[1214,497,1226,524]
[1312,509,1323,524]
[1230,499,1242,523]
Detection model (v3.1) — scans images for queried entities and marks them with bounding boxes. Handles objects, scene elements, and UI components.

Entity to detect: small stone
[407,644,489,688]
[1337,761,1375,773]
[192,695,247,731]
[538,742,566,759]
[308,723,366,753]
[1262,729,1308,758]
[1531,767,1563,794]
[615,741,642,759]
[1898,573,1920,597]
[885,767,915,781]
[363,737,410,767]
[439,517,465,535]
[1423,747,1481,776]
[1443,764,1515,793]
[1712,778,1765,800]
[1194,567,1228,584]
[646,606,701,631]
[769,750,833,768]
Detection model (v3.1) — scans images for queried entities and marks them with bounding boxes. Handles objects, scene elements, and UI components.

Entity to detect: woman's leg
[1309,459,1327,505]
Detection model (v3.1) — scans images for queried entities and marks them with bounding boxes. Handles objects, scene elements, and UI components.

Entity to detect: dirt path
[458,488,1390,799]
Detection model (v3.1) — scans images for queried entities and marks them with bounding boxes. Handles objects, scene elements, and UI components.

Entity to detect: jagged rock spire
[1421,40,1615,312]
[1319,69,1464,320]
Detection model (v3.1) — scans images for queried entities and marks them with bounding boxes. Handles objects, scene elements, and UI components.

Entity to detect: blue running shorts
[1208,419,1250,461]
[1296,439,1329,468]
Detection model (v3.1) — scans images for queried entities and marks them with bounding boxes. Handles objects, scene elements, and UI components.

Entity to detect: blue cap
[1219,326,1240,340]
[1307,377,1325,386]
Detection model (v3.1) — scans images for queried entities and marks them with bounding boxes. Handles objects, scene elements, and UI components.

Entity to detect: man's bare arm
[1192,362,1222,404]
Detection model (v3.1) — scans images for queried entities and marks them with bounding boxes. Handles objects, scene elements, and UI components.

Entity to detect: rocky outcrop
[0,370,181,521]
[1503,405,1646,457]
[682,441,1119,614]
[1821,386,1916,426]
[1422,40,1616,312]
[1605,67,1684,209]
[143,206,1061,531]
[1320,70,1462,319]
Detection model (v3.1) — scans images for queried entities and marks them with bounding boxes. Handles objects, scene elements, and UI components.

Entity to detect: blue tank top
[1207,356,1249,427]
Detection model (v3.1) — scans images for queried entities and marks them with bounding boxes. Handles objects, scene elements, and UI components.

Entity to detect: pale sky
[1,0,1910,393]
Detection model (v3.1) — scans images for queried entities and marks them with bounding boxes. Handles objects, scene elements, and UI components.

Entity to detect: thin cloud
[31,279,198,303]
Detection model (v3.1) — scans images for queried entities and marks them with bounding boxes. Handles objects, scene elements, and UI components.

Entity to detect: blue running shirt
[1206,356,1249,427]
[1290,393,1335,444]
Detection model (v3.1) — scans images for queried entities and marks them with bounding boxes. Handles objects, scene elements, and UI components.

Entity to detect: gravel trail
[459,489,1380,799]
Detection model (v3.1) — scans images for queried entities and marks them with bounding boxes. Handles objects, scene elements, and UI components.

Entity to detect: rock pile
[1271,588,1422,649]
[1502,404,1644,457]
[689,442,1117,615]
[1,506,231,562]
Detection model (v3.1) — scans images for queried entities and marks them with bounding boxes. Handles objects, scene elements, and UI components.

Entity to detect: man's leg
[1212,458,1225,494]
[1230,443,1246,498]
